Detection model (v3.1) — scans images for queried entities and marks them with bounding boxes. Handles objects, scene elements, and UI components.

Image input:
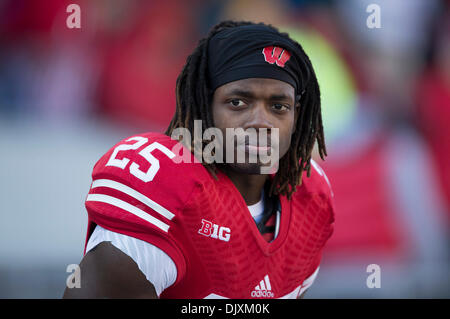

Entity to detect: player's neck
[221,169,268,206]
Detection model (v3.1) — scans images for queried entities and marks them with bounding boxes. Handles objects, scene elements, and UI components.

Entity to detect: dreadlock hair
[165,20,327,199]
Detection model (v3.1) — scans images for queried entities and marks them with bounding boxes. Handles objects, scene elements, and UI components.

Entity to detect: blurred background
[0,0,449,298]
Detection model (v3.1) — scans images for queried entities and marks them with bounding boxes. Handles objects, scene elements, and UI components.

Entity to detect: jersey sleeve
[309,159,335,233]
[297,159,335,291]
[86,225,177,296]
[83,132,207,286]
[310,159,335,200]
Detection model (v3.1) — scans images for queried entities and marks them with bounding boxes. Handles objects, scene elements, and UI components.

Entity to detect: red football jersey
[84,132,335,298]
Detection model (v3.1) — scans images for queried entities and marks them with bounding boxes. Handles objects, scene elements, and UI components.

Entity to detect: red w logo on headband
[262,46,291,68]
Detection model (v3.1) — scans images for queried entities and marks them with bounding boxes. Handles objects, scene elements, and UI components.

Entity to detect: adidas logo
[251,275,274,298]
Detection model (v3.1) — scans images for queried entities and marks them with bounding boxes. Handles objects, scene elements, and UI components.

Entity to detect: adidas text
[251,290,274,298]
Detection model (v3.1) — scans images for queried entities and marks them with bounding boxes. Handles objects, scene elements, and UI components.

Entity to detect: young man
[63,21,334,299]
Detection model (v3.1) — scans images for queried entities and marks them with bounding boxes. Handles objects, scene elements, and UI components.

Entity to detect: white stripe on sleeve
[91,179,175,220]
[86,194,170,232]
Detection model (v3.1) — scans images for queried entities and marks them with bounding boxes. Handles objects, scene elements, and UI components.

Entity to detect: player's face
[211,78,297,174]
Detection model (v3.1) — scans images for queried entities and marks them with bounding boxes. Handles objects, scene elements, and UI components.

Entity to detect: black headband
[207,24,309,95]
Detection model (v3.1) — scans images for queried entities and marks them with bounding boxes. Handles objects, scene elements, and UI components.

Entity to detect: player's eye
[229,99,246,108]
[272,103,290,112]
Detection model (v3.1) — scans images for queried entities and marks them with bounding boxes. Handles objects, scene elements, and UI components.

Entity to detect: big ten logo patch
[198,219,231,242]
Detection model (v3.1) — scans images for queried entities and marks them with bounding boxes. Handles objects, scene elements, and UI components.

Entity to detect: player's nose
[244,102,274,130]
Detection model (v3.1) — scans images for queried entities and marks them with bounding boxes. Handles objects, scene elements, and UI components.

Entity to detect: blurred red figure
[322,136,409,259]
[97,1,197,130]
[416,17,450,224]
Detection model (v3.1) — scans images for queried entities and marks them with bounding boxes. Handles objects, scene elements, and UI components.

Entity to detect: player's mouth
[245,144,271,154]
[235,140,273,155]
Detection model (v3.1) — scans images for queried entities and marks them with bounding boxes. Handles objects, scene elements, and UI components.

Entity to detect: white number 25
[105,136,175,182]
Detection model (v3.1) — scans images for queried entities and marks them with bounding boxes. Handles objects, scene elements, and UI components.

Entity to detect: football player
[63,21,334,299]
